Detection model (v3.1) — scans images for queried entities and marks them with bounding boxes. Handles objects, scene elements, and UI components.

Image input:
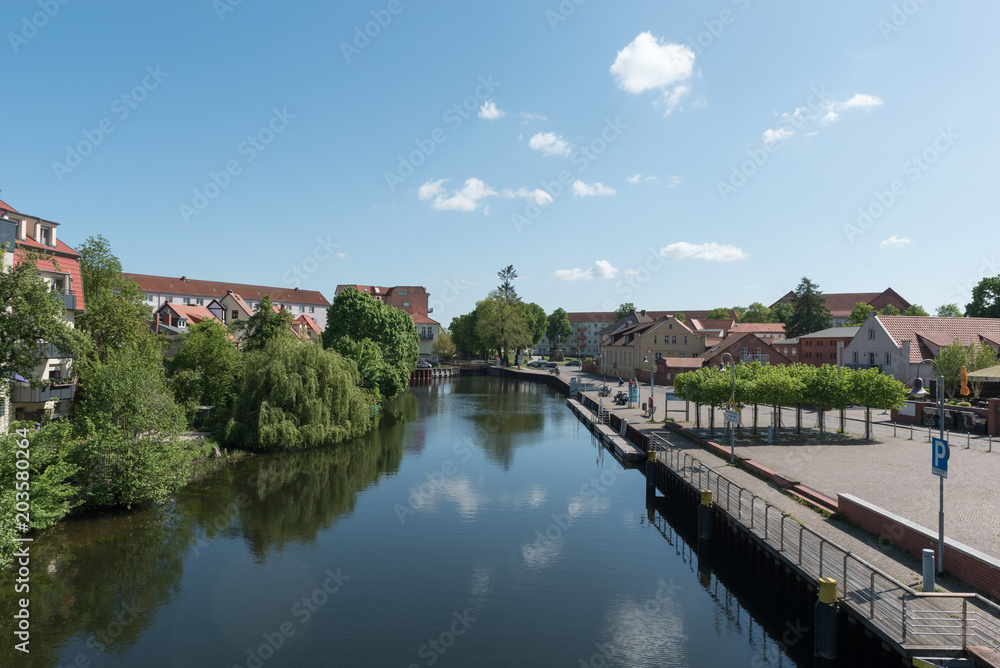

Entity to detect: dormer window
[50,278,64,293]
[40,226,53,246]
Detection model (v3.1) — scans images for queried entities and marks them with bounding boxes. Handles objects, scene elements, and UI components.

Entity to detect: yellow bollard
[701,490,713,506]
[818,577,837,604]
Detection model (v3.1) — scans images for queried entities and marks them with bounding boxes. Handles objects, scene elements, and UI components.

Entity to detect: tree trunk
[865,406,871,440]
[753,404,758,435]
[709,407,715,437]
[839,408,846,434]
[796,405,802,434]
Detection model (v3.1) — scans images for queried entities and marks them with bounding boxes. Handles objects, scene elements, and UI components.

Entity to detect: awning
[967,365,1000,381]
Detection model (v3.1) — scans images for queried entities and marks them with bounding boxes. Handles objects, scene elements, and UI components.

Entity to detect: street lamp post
[916,358,946,575]
[720,352,736,464]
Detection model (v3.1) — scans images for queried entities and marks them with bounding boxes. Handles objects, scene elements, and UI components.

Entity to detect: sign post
[932,438,949,479]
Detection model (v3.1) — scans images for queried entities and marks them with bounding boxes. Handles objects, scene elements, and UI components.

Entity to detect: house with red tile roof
[154,302,222,332]
[701,332,795,369]
[798,326,859,367]
[411,311,441,357]
[770,288,910,327]
[1,200,86,425]
[293,314,323,342]
[125,272,331,330]
[842,314,1000,384]
[535,311,616,357]
[334,284,429,317]
[728,322,786,339]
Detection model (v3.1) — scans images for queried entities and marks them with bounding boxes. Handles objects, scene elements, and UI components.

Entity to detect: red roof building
[770,288,910,326]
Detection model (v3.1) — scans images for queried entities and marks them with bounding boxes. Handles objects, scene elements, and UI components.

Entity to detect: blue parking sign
[932,438,949,478]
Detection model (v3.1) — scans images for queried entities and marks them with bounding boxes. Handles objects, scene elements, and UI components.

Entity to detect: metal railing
[648,433,1000,652]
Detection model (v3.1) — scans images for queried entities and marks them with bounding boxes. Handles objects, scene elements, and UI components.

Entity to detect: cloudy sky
[1,1,995,321]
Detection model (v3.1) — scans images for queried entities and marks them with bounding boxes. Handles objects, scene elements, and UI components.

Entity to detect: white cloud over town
[529,132,572,156]
[572,180,616,197]
[553,260,620,280]
[478,99,505,120]
[610,32,695,114]
[660,242,747,262]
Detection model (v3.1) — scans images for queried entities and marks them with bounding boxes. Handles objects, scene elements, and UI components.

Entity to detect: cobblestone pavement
[544,367,998,594]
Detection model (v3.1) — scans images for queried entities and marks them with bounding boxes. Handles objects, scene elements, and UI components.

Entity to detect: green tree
[966,338,999,399]
[879,303,901,316]
[546,308,572,351]
[965,276,1000,318]
[432,329,457,359]
[904,304,929,317]
[166,319,241,424]
[73,341,193,509]
[232,294,294,353]
[707,307,731,320]
[785,278,832,338]
[849,367,908,439]
[0,249,81,388]
[224,337,376,451]
[675,312,686,323]
[521,302,547,347]
[771,302,794,325]
[846,302,875,326]
[731,305,747,321]
[322,287,419,399]
[75,235,152,364]
[741,302,772,323]
[614,302,635,320]
[936,303,964,318]
[475,295,531,364]
[449,311,482,358]
[935,340,968,398]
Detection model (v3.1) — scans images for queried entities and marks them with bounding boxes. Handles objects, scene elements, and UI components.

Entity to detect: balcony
[39,343,71,359]
[12,382,76,403]
[741,354,769,363]
[55,291,77,310]
[419,332,435,340]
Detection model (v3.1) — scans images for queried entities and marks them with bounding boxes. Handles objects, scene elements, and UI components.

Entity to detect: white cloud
[667,175,681,188]
[840,93,883,111]
[553,260,619,280]
[418,178,497,212]
[881,235,912,248]
[503,187,554,206]
[519,111,548,123]
[478,99,505,120]
[419,179,553,212]
[762,127,795,143]
[660,242,747,262]
[572,180,616,197]
[627,174,657,184]
[610,32,695,114]
[529,132,571,157]
[335,252,346,259]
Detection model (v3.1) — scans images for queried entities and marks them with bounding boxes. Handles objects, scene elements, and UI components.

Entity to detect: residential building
[154,301,223,333]
[599,315,710,378]
[797,326,859,367]
[1,199,86,425]
[334,285,429,316]
[770,288,911,327]
[701,332,794,369]
[654,357,707,384]
[412,312,441,357]
[536,311,615,357]
[728,322,786,340]
[125,273,331,330]
[771,338,800,362]
[598,309,737,343]
[292,314,323,342]
[842,314,1000,384]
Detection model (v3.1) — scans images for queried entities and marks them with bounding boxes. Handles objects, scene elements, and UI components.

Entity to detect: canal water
[3,376,817,667]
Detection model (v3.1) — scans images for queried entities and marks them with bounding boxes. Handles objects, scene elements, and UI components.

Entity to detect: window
[683,336,687,345]
[309,306,315,313]
[165,297,172,303]
[653,336,657,344]
[40,226,52,246]
[403,302,410,307]
[868,328,875,340]
[196,298,204,306]
[672,336,677,345]
[755,347,761,355]
[885,352,892,365]
[398,289,407,296]
[791,349,796,356]
[869,352,876,365]
[741,347,748,355]
[830,353,836,359]
[852,351,858,364]
[183,297,191,305]
[50,278,64,293]
[232,310,239,320]
[679,353,685,358]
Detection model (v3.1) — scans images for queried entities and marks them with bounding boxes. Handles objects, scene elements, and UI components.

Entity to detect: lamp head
[910,376,928,398]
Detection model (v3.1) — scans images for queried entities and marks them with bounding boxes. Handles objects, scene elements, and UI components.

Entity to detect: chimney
[181,276,187,282]
[640,310,646,317]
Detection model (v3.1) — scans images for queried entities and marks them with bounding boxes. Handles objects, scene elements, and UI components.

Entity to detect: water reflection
[0,407,408,664]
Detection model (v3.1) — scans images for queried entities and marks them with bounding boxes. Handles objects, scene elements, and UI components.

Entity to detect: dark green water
[2,376,819,667]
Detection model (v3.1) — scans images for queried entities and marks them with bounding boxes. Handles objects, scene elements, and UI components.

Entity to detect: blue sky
[2,0,997,323]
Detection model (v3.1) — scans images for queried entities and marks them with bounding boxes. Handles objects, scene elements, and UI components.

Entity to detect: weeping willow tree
[224,337,377,451]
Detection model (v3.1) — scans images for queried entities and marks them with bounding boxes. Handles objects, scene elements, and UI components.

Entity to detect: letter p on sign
[932,438,949,478]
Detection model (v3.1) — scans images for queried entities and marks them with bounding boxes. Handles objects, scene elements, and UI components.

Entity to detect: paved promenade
[518,365,1000,595]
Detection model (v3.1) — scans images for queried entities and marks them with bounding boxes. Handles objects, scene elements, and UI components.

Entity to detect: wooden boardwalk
[646,430,1000,661]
